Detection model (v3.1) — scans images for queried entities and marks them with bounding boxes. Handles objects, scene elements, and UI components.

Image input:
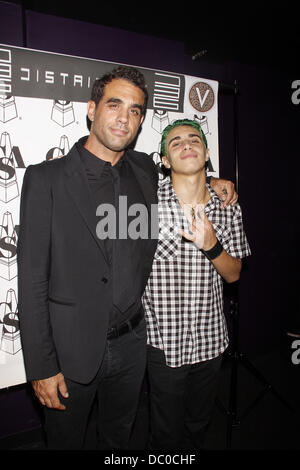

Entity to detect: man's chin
[108,139,133,153]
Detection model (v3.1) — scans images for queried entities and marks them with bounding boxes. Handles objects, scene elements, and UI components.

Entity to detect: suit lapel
[64,145,110,265]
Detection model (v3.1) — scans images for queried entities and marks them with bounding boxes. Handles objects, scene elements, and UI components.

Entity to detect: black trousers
[147,345,223,450]
[44,318,147,450]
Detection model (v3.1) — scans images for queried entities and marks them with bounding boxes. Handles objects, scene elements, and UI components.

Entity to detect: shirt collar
[158,177,221,210]
[76,137,126,176]
[158,178,176,202]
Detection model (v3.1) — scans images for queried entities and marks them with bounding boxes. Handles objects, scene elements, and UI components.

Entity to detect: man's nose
[117,107,129,123]
[183,139,192,149]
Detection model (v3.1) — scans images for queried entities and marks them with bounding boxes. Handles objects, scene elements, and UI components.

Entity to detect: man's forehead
[103,78,143,96]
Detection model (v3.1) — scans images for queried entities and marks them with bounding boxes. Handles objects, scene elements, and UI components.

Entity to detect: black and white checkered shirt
[142,179,251,367]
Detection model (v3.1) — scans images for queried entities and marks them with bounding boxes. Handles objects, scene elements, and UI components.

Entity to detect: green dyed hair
[160,119,208,156]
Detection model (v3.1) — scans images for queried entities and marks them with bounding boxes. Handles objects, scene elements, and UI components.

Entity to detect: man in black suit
[18,65,236,449]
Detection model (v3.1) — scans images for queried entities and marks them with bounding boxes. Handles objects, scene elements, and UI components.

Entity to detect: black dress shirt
[77,138,147,327]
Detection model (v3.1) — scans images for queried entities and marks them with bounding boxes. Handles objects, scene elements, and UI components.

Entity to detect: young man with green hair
[142,119,251,449]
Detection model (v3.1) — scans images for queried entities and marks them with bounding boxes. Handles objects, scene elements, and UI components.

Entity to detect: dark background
[0,0,299,449]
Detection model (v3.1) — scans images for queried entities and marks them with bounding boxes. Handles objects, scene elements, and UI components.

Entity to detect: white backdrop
[0,44,219,388]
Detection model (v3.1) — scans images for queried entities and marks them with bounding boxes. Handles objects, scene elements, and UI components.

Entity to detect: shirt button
[101,277,108,284]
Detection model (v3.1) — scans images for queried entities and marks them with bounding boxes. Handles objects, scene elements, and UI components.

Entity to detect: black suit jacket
[17,142,158,384]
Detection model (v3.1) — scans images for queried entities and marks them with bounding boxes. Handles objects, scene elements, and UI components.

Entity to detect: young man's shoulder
[208,184,242,214]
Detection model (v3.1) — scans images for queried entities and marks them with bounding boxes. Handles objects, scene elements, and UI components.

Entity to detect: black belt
[107,309,144,339]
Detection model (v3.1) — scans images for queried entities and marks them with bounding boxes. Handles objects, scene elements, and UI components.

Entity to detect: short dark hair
[91,65,148,115]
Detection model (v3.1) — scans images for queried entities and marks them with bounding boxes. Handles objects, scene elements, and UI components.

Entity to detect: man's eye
[131,109,141,116]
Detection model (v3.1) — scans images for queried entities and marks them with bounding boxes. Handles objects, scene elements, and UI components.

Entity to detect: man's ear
[205,148,210,162]
[87,100,96,123]
[162,156,171,168]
